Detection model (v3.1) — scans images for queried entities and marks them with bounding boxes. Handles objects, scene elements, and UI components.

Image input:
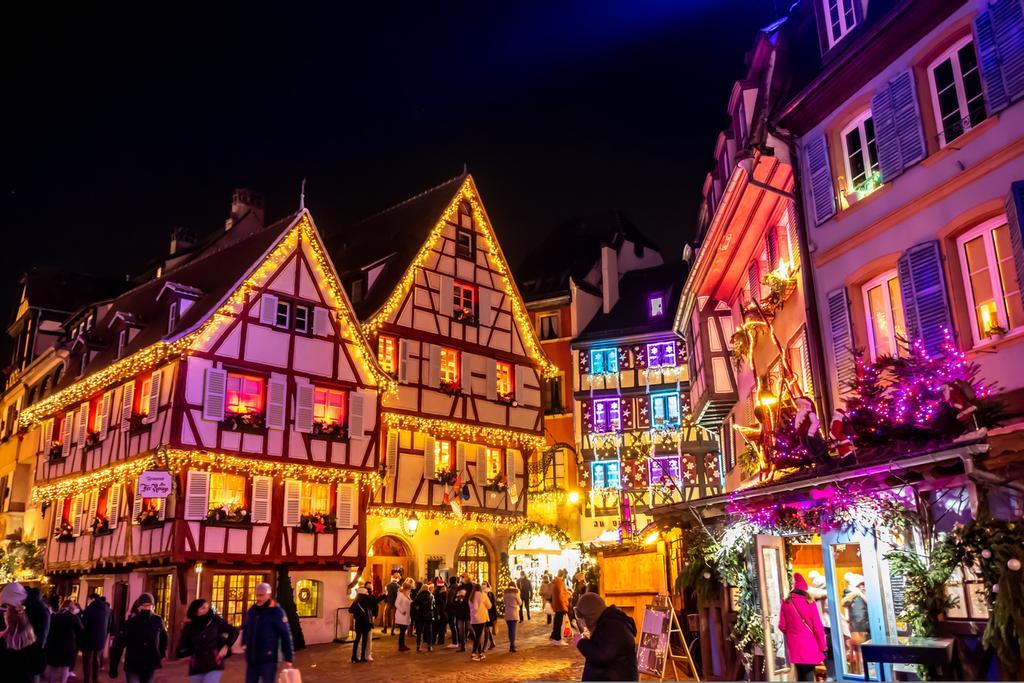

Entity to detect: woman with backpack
[412,583,435,652]
[779,573,827,681]
[175,599,239,683]
[348,587,375,663]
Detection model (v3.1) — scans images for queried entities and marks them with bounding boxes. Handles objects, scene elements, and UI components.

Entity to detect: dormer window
[116,329,128,360]
[456,202,475,260]
[167,301,180,335]
[649,294,665,318]
[824,0,857,47]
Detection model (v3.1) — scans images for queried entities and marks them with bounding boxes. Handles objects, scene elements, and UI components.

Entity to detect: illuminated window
[646,341,677,368]
[300,482,331,516]
[209,473,246,511]
[537,312,559,340]
[590,348,617,375]
[929,37,986,147]
[313,387,347,426]
[592,398,621,433]
[137,376,154,416]
[862,271,907,360]
[841,110,879,194]
[958,218,1023,345]
[591,461,621,490]
[495,362,513,397]
[434,439,453,473]
[275,300,291,328]
[455,538,490,585]
[651,393,681,428]
[440,348,459,385]
[485,447,503,479]
[295,579,321,618]
[378,335,397,374]
[211,574,264,627]
[823,0,857,47]
[650,456,681,483]
[649,294,665,317]
[89,395,104,433]
[453,282,476,321]
[226,373,265,415]
[294,305,312,334]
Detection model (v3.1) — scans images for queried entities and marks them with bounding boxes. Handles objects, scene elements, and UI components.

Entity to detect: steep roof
[322,174,467,319]
[516,210,662,303]
[575,260,689,342]
[19,267,128,316]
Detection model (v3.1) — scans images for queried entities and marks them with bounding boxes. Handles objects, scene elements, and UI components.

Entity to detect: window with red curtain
[313,388,347,425]
[136,374,153,416]
[96,487,110,518]
[52,414,64,445]
[61,497,72,524]
[89,395,103,433]
[226,373,265,415]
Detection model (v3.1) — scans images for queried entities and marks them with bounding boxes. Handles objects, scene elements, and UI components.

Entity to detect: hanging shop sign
[137,471,173,498]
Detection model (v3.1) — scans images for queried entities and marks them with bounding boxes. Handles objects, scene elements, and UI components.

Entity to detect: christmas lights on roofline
[382,411,546,450]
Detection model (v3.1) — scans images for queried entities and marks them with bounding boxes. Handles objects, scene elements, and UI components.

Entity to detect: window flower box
[299,513,336,534]
[48,445,66,463]
[453,308,478,326]
[439,380,461,396]
[91,515,112,536]
[496,392,518,407]
[54,523,75,542]
[205,505,251,526]
[434,469,458,486]
[136,508,163,528]
[312,420,347,442]
[483,476,508,494]
[85,432,101,450]
[221,411,266,434]
[128,413,150,434]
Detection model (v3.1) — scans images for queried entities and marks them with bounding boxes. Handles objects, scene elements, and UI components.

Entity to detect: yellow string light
[382,411,546,450]
[366,505,523,529]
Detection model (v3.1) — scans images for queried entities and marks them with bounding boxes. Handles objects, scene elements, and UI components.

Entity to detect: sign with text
[636,604,672,677]
[137,471,173,498]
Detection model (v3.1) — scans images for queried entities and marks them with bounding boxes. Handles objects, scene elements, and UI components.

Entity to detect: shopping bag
[563,621,573,639]
[543,602,554,616]
[278,667,302,683]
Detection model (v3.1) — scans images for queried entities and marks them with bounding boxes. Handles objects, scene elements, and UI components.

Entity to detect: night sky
[2,1,779,319]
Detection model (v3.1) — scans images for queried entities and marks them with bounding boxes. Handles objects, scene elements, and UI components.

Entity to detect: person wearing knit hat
[572,592,638,682]
[0,582,28,608]
[779,573,827,681]
[109,592,167,683]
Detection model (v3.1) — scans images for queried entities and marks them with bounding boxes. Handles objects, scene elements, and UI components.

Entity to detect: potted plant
[299,513,337,534]
[434,469,458,486]
[136,506,162,528]
[91,513,111,536]
[222,411,266,433]
[496,391,518,407]
[54,522,75,542]
[483,474,508,494]
[312,420,347,441]
[453,308,477,325]
[985,325,1008,341]
[85,431,101,450]
[128,413,149,433]
[48,442,65,462]
[205,503,250,525]
[439,379,461,396]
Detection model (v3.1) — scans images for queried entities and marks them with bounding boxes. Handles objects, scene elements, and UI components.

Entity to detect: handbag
[543,602,554,616]
[278,668,302,683]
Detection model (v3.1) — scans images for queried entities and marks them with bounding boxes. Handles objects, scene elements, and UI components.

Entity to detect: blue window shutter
[871,85,902,183]
[974,8,1010,114]
[1006,181,1024,296]
[826,287,855,395]
[805,135,835,225]
[993,0,1024,103]
[898,241,954,358]
[889,70,927,169]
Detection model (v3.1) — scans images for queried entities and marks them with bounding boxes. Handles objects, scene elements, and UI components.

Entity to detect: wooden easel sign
[637,596,699,681]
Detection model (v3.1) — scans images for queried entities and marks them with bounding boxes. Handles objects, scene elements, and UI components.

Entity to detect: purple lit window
[649,456,681,483]
[592,398,621,433]
[649,294,665,317]
[646,341,677,368]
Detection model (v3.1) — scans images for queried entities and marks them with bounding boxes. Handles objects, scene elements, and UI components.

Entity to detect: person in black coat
[109,593,168,683]
[432,580,448,646]
[347,588,375,663]
[23,587,50,650]
[572,592,638,682]
[80,594,110,683]
[0,583,46,683]
[44,600,83,683]
[241,583,294,683]
[176,599,239,682]
[412,584,435,652]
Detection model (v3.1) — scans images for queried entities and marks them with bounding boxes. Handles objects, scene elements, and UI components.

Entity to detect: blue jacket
[241,601,294,665]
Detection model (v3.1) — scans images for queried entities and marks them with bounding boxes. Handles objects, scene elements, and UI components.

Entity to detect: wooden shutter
[61,411,74,458]
[889,70,926,170]
[294,381,314,433]
[131,481,143,523]
[974,0,1024,111]
[108,484,122,529]
[77,403,89,445]
[476,444,488,482]
[766,228,779,271]
[144,370,161,424]
[1007,182,1024,295]
[747,262,761,302]
[801,329,814,398]
[805,135,835,225]
[120,381,135,432]
[439,275,454,317]
[266,378,287,430]
[259,293,279,325]
[427,345,441,388]
[283,479,302,527]
[456,441,467,475]
[251,476,273,524]
[898,241,953,358]
[313,307,331,337]
[157,496,167,521]
[826,287,856,395]
[398,339,411,383]
[974,7,1010,114]
[514,365,526,400]
[872,83,901,182]
[336,483,358,529]
[86,489,99,531]
[98,390,112,438]
[201,368,227,422]
[786,202,801,269]
[71,494,84,536]
[460,352,473,391]
[42,419,53,451]
[485,359,498,400]
[478,288,494,327]
[184,470,211,520]
[506,449,519,480]
[423,435,436,480]
[385,428,399,465]
[349,394,365,438]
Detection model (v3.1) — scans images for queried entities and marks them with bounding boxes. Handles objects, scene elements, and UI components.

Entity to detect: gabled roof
[575,261,690,342]
[17,267,128,316]
[516,210,662,303]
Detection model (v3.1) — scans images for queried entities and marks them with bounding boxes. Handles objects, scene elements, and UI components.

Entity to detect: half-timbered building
[327,174,555,587]
[21,205,388,645]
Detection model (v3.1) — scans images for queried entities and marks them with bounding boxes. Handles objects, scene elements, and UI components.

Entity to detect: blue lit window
[646,341,677,368]
[592,398,621,433]
[649,456,681,483]
[650,392,680,428]
[591,461,621,490]
[590,348,618,375]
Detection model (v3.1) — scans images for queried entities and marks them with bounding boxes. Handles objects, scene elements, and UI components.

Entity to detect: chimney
[169,226,197,256]
[601,245,619,314]
[225,188,265,231]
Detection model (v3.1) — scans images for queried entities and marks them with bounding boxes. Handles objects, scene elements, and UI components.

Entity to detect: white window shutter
[294,381,314,433]
[120,382,136,432]
[184,470,210,520]
[485,359,498,400]
[313,307,331,337]
[61,412,74,458]
[201,368,227,422]
[144,371,161,424]
[251,476,273,524]
[479,288,494,327]
[348,394,365,437]
[99,391,112,438]
[439,275,454,317]
[283,479,302,527]
[386,429,399,465]
[336,483,358,529]
[506,448,519,480]
[157,497,167,521]
[398,339,410,383]
[42,419,53,451]
[460,353,473,391]
[456,441,467,475]
[77,403,89,445]
[131,482,143,523]
[108,484,122,529]
[476,444,488,482]
[427,345,441,388]
[514,366,526,400]
[71,494,84,536]
[86,489,99,531]
[266,378,287,430]
[260,294,279,325]
[826,287,855,396]
[804,135,835,225]
[423,435,436,480]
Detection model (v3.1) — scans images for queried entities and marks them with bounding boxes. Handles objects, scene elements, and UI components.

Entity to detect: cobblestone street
[89,617,584,683]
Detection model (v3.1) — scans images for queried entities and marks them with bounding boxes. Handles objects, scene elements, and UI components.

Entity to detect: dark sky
[2,1,780,314]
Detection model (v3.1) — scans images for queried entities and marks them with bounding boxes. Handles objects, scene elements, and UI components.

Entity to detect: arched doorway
[455,537,492,585]
[363,535,413,595]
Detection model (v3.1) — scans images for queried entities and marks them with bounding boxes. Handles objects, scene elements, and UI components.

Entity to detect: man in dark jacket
[241,583,293,683]
[23,587,50,651]
[382,573,399,635]
[450,574,474,652]
[573,592,638,682]
[109,593,168,683]
[81,594,110,683]
[516,571,533,622]
[44,600,84,682]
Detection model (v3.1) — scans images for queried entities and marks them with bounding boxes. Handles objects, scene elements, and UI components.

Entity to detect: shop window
[861,271,907,360]
[956,218,1023,344]
[453,281,476,323]
[148,574,174,627]
[485,446,503,479]
[313,387,347,427]
[929,36,987,147]
[295,579,321,618]
[300,482,331,516]
[590,348,618,375]
[226,373,265,415]
[211,574,264,627]
[591,460,621,490]
[209,473,246,513]
[823,0,857,47]
[646,341,677,368]
[592,398,621,433]
[455,538,490,585]
[651,392,681,428]
[378,336,397,374]
[841,110,880,197]
[537,312,559,340]
[945,564,988,619]
[434,439,453,473]
[440,348,459,385]
[495,362,513,398]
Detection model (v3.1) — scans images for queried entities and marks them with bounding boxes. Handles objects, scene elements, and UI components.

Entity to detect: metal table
[859,636,955,681]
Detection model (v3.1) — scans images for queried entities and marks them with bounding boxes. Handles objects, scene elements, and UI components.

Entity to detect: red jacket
[778,591,827,665]
[551,578,570,613]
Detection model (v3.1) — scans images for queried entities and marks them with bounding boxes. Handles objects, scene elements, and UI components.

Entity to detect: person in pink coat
[778,573,828,681]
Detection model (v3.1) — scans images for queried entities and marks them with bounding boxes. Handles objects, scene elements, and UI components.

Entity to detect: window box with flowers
[495,391,518,407]
[91,514,112,536]
[312,420,347,441]
[136,506,163,528]
[483,474,508,494]
[434,469,458,486]
[128,413,150,434]
[439,379,461,396]
[54,522,75,542]
[48,444,66,463]
[221,411,266,434]
[205,504,250,527]
[223,373,267,433]
[453,308,478,326]
[84,431,101,450]
[299,513,336,534]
